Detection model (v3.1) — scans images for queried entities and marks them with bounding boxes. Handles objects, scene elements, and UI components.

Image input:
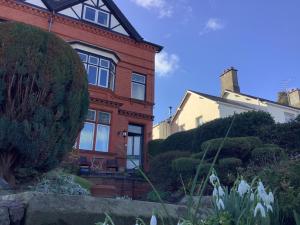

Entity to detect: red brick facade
[0,0,161,171]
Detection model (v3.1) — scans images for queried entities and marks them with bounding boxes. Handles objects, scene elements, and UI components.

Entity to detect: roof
[188,90,255,110]
[224,90,300,111]
[31,0,163,49]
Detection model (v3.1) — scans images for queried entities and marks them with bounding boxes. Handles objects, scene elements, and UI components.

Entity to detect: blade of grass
[192,115,236,224]
[132,160,175,225]
[180,174,187,196]
[294,210,300,225]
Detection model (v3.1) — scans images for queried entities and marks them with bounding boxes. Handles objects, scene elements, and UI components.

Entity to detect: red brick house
[0,0,162,172]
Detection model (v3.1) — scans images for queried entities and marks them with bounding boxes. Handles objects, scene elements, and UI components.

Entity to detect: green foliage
[157,111,273,154]
[251,144,286,165]
[148,139,164,157]
[201,212,233,225]
[0,22,89,182]
[172,157,201,173]
[259,119,300,150]
[146,190,171,202]
[218,157,242,171]
[148,151,190,191]
[73,175,93,191]
[259,160,300,225]
[202,137,262,162]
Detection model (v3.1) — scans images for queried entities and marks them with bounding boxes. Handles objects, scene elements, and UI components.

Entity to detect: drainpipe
[48,11,55,32]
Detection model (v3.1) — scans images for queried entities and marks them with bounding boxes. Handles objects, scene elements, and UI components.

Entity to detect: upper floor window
[79,109,111,152]
[131,73,146,101]
[78,51,116,91]
[196,116,204,127]
[83,5,109,27]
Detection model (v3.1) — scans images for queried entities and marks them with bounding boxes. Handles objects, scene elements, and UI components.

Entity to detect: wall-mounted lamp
[118,129,127,138]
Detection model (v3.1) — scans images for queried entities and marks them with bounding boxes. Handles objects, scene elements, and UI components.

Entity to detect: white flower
[250,193,255,201]
[150,215,157,225]
[268,192,274,204]
[218,186,225,197]
[266,204,273,212]
[209,172,219,186]
[237,180,250,197]
[254,202,266,218]
[213,187,218,198]
[216,198,225,210]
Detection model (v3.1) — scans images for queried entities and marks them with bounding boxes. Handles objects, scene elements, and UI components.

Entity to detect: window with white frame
[196,116,204,127]
[284,112,296,123]
[78,109,111,152]
[131,73,146,101]
[77,51,116,90]
[83,5,109,27]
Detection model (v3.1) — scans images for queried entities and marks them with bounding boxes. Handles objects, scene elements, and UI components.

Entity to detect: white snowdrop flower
[218,186,225,197]
[268,192,274,204]
[266,204,273,212]
[254,202,266,218]
[216,198,225,210]
[150,215,157,225]
[213,187,218,198]
[209,173,219,186]
[250,193,255,201]
[237,180,250,197]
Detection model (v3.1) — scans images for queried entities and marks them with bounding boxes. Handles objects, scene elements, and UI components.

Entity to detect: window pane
[98,112,110,124]
[126,159,139,169]
[98,11,109,26]
[132,74,146,84]
[100,59,109,68]
[89,56,99,65]
[128,125,143,134]
[79,123,95,150]
[86,110,96,121]
[109,72,115,90]
[84,7,96,21]
[127,136,133,155]
[95,125,110,152]
[133,137,141,156]
[78,52,87,62]
[110,63,116,73]
[88,65,98,84]
[132,83,145,101]
[99,68,109,87]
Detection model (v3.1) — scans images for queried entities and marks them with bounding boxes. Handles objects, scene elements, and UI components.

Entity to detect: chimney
[220,67,240,95]
[288,89,300,108]
[277,91,289,106]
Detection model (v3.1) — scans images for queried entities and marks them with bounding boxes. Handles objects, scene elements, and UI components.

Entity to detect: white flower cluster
[254,181,274,218]
[209,171,226,210]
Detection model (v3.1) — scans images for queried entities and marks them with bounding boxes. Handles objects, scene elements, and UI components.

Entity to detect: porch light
[118,129,127,138]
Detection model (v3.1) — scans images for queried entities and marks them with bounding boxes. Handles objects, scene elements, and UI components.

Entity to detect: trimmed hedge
[251,144,286,165]
[201,137,263,162]
[157,111,274,154]
[172,157,201,173]
[218,157,243,171]
[148,151,190,191]
[148,139,164,157]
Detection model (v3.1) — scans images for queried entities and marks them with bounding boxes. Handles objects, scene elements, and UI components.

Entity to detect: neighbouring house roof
[170,90,254,123]
[19,0,163,50]
[224,90,300,111]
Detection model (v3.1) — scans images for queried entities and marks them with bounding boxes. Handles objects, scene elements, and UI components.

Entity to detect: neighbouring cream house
[153,67,300,140]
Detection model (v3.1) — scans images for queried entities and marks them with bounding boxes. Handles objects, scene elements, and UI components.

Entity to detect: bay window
[78,51,116,91]
[79,109,111,152]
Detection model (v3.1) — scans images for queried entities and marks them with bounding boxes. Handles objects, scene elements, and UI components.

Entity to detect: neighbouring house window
[131,73,146,101]
[79,109,111,152]
[196,116,204,127]
[77,51,116,91]
[83,5,109,27]
[284,112,296,123]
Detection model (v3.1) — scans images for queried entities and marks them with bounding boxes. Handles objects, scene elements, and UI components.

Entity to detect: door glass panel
[133,136,141,156]
[128,125,142,134]
[95,125,110,152]
[79,123,95,150]
[126,159,140,169]
[127,136,133,155]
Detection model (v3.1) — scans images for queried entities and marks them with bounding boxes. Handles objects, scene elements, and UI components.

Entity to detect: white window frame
[98,68,109,88]
[83,5,109,28]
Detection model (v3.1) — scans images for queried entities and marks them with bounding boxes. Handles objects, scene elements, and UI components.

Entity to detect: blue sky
[114,0,300,123]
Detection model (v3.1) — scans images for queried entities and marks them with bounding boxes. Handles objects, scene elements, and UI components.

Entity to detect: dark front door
[126,124,143,169]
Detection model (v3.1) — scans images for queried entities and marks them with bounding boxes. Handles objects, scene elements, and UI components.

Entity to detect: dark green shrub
[146,190,171,202]
[201,137,262,162]
[172,157,201,173]
[218,157,242,171]
[259,120,300,150]
[251,144,286,165]
[160,129,195,153]
[148,139,164,157]
[157,111,274,154]
[148,151,190,192]
[191,152,205,160]
[0,23,89,184]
